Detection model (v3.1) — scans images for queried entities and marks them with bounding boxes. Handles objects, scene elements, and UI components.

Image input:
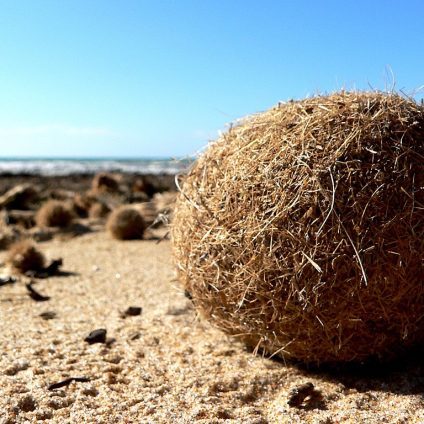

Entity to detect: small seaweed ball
[91,173,119,194]
[72,193,96,218]
[0,184,38,210]
[7,240,45,273]
[172,91,424,364]
[88,201,111,219]
[107,206,146,240]
[36,200,74,228]
[131,176,156,197]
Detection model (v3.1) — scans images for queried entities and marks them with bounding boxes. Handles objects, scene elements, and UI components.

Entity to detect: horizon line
[0,155,195,160]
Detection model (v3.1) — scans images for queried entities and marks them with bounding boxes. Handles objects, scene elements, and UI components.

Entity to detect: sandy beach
[2,0,423,420]
[0,175,423,423]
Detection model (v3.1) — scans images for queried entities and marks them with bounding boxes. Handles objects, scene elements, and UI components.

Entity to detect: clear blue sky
[0,0,423,158]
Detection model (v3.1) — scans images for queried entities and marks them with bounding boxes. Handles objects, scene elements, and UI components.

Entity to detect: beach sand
[1,229,423,423]
[0,175,423,423]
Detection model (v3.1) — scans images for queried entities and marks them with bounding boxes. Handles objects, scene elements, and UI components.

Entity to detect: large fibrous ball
[172,92,424,364]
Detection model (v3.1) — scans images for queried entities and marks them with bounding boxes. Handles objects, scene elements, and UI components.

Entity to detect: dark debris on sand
[84,329,107,345]
[48,377,90,391]
[25,282,50,302]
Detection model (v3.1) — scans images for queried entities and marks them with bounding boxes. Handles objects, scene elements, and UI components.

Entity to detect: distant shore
[0,172,178,195]
[0,157,193,177]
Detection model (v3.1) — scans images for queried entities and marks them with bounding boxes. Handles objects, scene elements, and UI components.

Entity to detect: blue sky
[0,0,423,158]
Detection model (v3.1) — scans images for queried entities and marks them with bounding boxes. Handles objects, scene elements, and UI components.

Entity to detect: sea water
[0,157,192,176]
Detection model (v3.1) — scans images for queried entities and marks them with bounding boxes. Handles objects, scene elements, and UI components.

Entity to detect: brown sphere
[107,206,146,240]
[91,173,119,194]
[36,200,74,228]
[72,193,97,218]
[172,91,424,364]
[88,201,111,219]
[7,240,45,273]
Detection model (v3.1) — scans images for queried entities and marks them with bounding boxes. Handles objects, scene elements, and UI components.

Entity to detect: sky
[0,0,423,158]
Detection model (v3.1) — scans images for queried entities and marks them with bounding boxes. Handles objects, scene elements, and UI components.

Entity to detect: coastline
[0,157,193,177]
[0,173,177,197]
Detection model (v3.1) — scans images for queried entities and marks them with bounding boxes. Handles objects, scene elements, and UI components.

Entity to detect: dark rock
[39,311,57,320]
[122,306,142,317]
[84,329,107,344]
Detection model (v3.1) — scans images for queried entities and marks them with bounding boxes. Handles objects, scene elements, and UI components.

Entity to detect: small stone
[121,306,142,318]
[39,311,57,320]
[84,328,107,344]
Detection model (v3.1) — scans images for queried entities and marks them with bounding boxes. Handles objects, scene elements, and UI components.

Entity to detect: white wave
[0,159,191,176]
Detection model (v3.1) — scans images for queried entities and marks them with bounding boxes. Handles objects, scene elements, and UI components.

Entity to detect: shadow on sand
[268,343,424,397]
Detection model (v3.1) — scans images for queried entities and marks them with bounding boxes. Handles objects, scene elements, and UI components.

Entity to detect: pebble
[122,306,142,317]
[85,329,107,344]
[39,311,57,320]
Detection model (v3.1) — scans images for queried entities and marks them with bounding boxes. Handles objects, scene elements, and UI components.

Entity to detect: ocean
[0,157,192,176]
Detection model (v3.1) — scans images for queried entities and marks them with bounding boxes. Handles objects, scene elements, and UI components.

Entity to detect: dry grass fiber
[172,91,424,364]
